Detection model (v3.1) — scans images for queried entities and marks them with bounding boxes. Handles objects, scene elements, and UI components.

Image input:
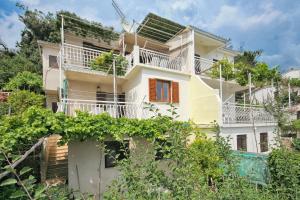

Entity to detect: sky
[0,0,300,71]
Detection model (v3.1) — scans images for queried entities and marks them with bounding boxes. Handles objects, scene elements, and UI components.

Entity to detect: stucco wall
[68,138,152,199]
[132,67,191,121]
[220,125,277,153]
[188,75,221,124]
[67,80,124,101]
[42,45,62,92]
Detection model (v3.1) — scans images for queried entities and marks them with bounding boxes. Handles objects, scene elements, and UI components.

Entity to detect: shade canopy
[136,13,185,43]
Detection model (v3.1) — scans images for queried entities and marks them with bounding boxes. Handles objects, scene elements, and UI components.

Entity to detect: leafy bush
[211,59,235,81]
[268,148,300,199]
[90,51,128,76]
[7,90,44,114]
[292,138,300,151]
[4,71,42,93]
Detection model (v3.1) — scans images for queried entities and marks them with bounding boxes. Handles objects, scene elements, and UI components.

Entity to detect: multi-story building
[39,13,276,154]
[38,12,277,198]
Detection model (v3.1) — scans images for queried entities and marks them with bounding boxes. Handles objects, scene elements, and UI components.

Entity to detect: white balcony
[57,99,150,118]
[222,103,276,124]
[138,48,184,71]
[194,56,214,75]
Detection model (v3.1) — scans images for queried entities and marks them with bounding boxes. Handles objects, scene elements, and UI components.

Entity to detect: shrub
[268,148,300,199]
[4,71,43,93]
[7,90,44,114]
[90,51,128,76]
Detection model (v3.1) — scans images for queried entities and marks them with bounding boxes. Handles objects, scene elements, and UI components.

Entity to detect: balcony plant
[90,51,128,76]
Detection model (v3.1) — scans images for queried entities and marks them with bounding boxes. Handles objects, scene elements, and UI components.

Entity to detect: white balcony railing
[194,56,214,74]
[57,99,150,118]
[63,43,104,69]
[222,103,276,124]
[139,48,183,71]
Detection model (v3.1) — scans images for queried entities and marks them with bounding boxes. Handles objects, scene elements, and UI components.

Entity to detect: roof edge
[189,25,228,43]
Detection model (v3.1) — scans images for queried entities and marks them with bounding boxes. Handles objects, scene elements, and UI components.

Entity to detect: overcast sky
[1,0,300,71]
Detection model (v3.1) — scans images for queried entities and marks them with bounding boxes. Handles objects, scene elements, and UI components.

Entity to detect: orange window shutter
[172,81,179,103]
[149,78,156,102]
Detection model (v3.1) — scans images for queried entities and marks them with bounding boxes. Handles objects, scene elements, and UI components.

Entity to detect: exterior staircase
[41,135,68,184]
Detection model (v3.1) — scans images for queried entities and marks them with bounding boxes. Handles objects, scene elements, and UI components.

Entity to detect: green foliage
[268,148,300,199]
[0,107,62,153]
[90,51,128,76]
[57,11,119,44]
[209,51,281,87]
[4,72,42,93]
[7,90,44,114]
[211,58,235,81]
[0,102,10,116]
[289,78,300,87]
[188,137,224,179]
[292,138,300,152]
[0,51,39,89]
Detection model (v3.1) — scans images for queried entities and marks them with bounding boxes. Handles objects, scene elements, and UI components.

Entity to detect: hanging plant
[90,51,128,76]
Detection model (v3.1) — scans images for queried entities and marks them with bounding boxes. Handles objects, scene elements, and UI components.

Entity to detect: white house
[38,13,277,198]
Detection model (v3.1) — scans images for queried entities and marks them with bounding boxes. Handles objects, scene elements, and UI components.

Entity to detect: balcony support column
[133,45,140,66]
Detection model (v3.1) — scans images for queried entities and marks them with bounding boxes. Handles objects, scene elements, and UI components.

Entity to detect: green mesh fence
[233,151,269,185]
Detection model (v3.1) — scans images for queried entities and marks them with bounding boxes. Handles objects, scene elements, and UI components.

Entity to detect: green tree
[7,90,44,114]
[4,72,42,93]
[210,58,235,81]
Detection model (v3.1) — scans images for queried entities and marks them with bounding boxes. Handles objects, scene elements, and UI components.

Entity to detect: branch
[0,137,45,180]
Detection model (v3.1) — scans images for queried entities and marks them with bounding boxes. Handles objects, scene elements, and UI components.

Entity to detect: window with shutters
[260,133,268,152]
[149,78,179,103]
[237,135,247,151]
[156,80,170,102]
[49,55,58,68]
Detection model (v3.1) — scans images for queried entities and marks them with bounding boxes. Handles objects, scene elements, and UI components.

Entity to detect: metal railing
[139,48,183,71]
[194,56,214,74]
[57,99,149,118]
[222,103,275,124]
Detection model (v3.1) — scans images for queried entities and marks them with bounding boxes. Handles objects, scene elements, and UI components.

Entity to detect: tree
[7,90,44,114]
[4,71,42,93]
[210,59,235,81]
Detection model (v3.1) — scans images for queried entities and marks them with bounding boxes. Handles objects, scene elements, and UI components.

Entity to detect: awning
[136,13,185,43]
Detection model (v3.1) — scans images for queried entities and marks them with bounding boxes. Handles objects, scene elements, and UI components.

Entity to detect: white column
[133,45,140,66]
[113,60,117,118]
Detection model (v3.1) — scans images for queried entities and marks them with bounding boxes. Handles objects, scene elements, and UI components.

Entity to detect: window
[49,55,58,68]
[260,133,268,152]
[156,80,170,102]
[237,135,247,151]
[149,79,179,103]
[104,141,129,168]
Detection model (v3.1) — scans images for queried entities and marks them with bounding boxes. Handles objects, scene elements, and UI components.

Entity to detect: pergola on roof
[136,13,185,43]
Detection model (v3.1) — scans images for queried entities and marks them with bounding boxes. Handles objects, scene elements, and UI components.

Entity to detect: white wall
[68,140,119,199]
[42,45,62,92]
[220,125,277,153]
[124,67,191,121]
[68,138,152,199]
